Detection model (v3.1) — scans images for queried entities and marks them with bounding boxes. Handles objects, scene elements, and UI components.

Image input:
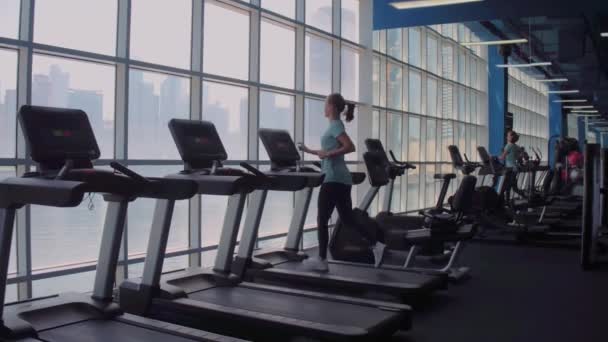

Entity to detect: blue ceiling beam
[373,0,608,30]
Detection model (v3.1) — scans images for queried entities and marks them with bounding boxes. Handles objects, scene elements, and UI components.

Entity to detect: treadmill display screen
[18,105,100,163]
[259,128,300,163]
[169,119,228,164]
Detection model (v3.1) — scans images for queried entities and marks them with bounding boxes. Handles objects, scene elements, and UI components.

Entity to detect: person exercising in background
[499,130,521,168]
[298,93,386,272]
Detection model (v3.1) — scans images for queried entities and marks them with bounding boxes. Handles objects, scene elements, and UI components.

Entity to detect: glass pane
[34,0,117,55]
[33,271,95,298]
[426,119,436,162]
[304,98,325,161]
[406,167,419,211]
[305,34,332,95]
[128,255,188,278]
[303,230,317,249]
[442,83,453,119]
[458,87,466,122]
[204,1,249,80]
[372,110,380,140]
[408,28,421,67]
[442,44,453,80]
[441,121,454,162]
[128,70,189,159]
[202,81,249,160]
[408,116,420,161]
[259,190,293,238]
[0,0,20,39]
[408,71,421,113]
[372,57,380,106]
[388,113,402,159]
[201,195,227,247]
[387,64,402,110]
[341,0,359,43]
[32,55,115,158]
[31,196,108,270]
[306,0,332,33]
[128,165,188,256]
[426,77,438,117]
[341,46,360,101]
[262,0,295,19]
[259,91,294,160]
[427,36,438,74]
[387,28,402,60]
[130,0,191,68]
[304,188,320,229]
[4,284,16,303]
[260,19,295,89]
[426,165,436,208]
[0,48,17,158]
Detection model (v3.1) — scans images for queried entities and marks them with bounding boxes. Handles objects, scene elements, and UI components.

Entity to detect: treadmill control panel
[170,119,228,169]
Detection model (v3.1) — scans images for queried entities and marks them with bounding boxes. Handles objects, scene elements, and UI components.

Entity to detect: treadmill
[233,129,446,304]
[0,106,244,342]
[120,119,411,342]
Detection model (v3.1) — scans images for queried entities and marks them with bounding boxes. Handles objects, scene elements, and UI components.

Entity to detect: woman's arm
[321,133,355,159]
[498,145,509,160]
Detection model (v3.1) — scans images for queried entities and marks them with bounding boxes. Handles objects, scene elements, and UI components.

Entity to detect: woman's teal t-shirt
[321,120,352,185]
[504,143,520,168]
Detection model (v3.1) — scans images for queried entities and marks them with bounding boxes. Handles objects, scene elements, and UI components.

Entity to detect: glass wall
[0,0,367,301]
[508,68,549,155]
[371,23,489,213]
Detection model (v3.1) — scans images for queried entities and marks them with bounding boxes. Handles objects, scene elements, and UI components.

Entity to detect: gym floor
[392,241,607,342]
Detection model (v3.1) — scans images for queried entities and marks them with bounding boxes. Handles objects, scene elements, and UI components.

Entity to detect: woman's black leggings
[317,182,382,259]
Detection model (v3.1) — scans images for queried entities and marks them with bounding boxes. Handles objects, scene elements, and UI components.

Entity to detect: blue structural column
[547,94,563,167]
[488,46,507,155]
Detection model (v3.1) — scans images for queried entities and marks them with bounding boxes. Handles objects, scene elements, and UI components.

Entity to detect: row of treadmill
[0,106,479,342]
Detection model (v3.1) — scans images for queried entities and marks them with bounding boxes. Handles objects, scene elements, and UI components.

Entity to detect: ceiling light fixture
[461,39,527,47]
[536,78,568,83]
[496,62,552,68]
[601,32,608,38]
[547,90,580,94]
[563,106,594,109]
[389,0,484,10]
[554,99,587,103]
[571,110,599,114]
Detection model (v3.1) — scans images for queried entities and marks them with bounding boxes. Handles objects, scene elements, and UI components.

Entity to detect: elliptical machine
[329,139,477,281]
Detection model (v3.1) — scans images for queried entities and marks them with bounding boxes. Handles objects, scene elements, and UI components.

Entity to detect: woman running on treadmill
[297,93,386,272]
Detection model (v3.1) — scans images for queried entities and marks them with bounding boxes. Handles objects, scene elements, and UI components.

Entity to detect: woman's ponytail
[344,102,355,122]
[327,93,355,122]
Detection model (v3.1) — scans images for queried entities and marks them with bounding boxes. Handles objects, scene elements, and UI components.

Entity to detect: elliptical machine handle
[389,150,416,169]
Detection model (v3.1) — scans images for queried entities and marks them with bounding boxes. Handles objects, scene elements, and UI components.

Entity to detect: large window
[34,0,117,55]
[204,1,250,80]
[32,55,115,158]
[2,0,366,302]
[260,19,295,89]
[128,70,189,159]
[130,0,191,68]
[305,34,332,95]
[306,0,333,33]
[373,24,489,211]
[0,49,17,158]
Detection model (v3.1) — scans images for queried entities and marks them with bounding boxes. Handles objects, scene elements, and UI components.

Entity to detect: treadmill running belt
[38,319,209,342]
[189,287,397,328]
[273,261,443,290]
